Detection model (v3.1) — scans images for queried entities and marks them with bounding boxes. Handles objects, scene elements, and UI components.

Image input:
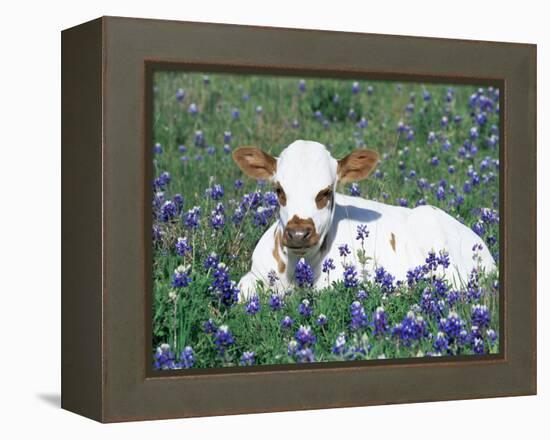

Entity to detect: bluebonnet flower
[357,117,368,129]
[470,126,479,140]
[154,171,171,189]
[295,325,316,347]
[373,306,389,335]
[210,211,225,230]
[439,311,465,339]
[180,346,195,368]
[425,251,438,270]
[343,265,359,288]
[160,200,178,222]
[231,207,245,225]
[298,299,313,318]
[204,252,219,270]
[154,344,177,370]
[472,221,485,237]
[175,88,185,102]
[349,301,368,331]
[356,224,369,244]
[194,130,205,147]
[397,198,408,207]
[210,263,240,306]
[255,105,263,114]
[178,144,187,153]
[245,295,261,315]
[316,314,328,326]
[322,258,335,283]
[153,142,163,154]
[427,131,436,144]
[294,347,315,363]
[172,193,184,210]
[351,81,360,94]
[206,184,224,200]
[356,289,368,300]
[281,315,294,330]
[435,250,450,268]
[420,287,445,317]
[472,336,485,354]
[175,237,192,257]
[172,264,191,288]
[223,130,232,144]
[291,119,300,128]
[436,186,446,201]
[349,183,361,196]
[367,85,374,95]
[392,311,428,346]
[332,332,347,355]
[253,206,274,226]
[440,116,449,127]
[430,156,440,166]
[234,179,244,190]
[203,319,217,334]
[267,270,279,288]
[268,293,283,311]
[338,244,351,258]
[423,90,431,101]
[486,329,498,344]
[374,267,395,293]
[231,108,240,119]
[298,79,306,92]
[433,332,449,353]
[214,325,234,354]
[240,351,255,366]
[264,191,279,207]
[153,191,165,210]
[406,265,426,287]
[332,94,340,104]
[188,102,198,115]
[206,146,216,155]
[295,258,314,288]
[448,165,455,174]
[184,206,201,229]
[471,304,490,329]
[202,75,210,85]
[406,129,415,141]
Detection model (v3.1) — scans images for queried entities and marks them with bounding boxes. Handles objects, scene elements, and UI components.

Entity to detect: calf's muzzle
[282,215,319,249]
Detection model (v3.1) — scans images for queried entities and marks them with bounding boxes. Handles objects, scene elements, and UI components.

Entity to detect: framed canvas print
[61,16,536,422]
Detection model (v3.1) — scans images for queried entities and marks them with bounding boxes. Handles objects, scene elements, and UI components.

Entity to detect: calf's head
[233,140,378,256]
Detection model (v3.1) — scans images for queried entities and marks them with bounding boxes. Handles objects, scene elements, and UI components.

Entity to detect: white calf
[233,140,496,300]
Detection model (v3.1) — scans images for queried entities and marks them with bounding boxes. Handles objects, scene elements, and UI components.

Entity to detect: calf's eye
[315,187,332,209]
[274,183,287,206]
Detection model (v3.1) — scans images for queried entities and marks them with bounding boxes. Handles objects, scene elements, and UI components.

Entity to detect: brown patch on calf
[315,186,332,209]
[337,149,379,183]
[273,230,286,273]
[283,215,320,248]
[390,232,397,252]
[233,147,277,180]
[274,181,287,206]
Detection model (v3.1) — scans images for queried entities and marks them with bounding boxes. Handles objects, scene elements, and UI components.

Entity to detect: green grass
[151,71,500,369]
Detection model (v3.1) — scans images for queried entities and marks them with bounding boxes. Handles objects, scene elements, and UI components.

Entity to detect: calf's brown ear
[337,149,379,183]
[233,147,277,180]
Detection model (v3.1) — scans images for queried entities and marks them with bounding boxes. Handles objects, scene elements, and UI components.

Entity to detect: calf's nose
[284,226,313,246]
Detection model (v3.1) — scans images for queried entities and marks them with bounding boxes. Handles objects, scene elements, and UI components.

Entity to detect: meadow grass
[151,71,500,369]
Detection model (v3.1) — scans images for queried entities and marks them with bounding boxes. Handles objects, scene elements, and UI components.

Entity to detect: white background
[0,0,546,437]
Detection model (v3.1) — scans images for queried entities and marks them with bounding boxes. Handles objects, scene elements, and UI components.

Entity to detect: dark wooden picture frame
[62,16,536,422]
